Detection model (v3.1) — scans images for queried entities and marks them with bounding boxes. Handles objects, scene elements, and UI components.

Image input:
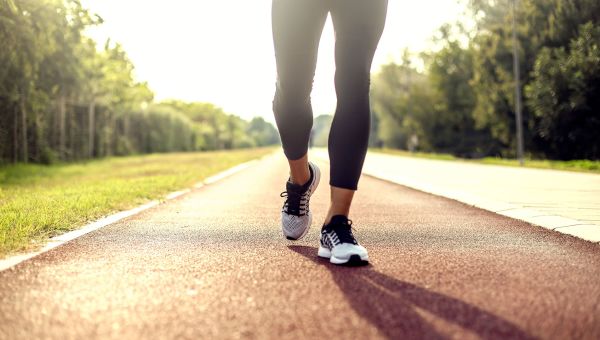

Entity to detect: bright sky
[82,0,466,124]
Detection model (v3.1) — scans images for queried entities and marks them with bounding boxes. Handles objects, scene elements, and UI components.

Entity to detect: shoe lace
[280,189,308,216]
[332,219,358,245]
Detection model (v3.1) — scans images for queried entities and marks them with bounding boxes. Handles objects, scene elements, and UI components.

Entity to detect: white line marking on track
[203,160,257,184]
[0,156,265,272]
[165,189,192,200]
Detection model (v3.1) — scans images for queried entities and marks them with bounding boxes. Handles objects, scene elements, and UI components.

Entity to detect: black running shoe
[280,162,321,240]
[318,215,369,265]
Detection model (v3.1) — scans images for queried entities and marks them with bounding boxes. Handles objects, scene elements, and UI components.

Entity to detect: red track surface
[1,154,599,339]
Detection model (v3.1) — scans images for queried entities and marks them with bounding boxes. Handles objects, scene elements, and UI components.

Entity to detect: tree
[371,51,422,149]
[247,117,279,147]
[526,22,600,159]
[468,0,600,158]
[0,0,277,165]
[311,114,333,147]
[425,26,499,156]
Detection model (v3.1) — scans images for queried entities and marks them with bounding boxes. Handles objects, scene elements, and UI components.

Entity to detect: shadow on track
[288,245,537,340]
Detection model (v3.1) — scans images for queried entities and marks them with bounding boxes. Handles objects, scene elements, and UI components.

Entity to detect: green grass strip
[0,148,275,257]
[371,148,600,174]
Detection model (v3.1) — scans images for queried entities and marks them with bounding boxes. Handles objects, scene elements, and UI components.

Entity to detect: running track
[1,154,599,339]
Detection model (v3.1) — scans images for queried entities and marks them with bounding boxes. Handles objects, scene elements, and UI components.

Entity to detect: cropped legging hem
[272,0,387,190]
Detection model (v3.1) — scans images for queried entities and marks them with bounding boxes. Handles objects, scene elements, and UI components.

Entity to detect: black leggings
[272,0,388,190]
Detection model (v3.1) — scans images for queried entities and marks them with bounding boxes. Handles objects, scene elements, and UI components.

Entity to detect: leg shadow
[289,245,537,340]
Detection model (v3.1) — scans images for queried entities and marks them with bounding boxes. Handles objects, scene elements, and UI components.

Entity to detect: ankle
[290,164,311,186]
[291,173,310,186]
[287,155,310,186]
[323,213,348,226]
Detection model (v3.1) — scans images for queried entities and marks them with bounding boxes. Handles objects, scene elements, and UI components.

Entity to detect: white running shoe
[318,215,369,265]
[280,161,321,240]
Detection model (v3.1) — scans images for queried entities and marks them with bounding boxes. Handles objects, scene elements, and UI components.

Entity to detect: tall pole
[512,0,524,165]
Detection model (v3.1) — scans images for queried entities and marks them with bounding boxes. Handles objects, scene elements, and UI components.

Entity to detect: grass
[0,147,275,257]
[371,148,600,174]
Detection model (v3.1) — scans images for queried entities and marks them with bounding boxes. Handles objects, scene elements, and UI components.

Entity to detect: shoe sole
[317,246,369,266]
[283,162,321,241]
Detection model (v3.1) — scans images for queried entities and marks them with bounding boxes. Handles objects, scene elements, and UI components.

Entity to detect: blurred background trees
[2,0,598,164]
[0,0,279,165]
[371,0,600,160]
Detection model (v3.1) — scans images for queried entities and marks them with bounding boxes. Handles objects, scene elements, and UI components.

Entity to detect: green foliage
[0,0,278,165]
[127,105,196,154]
[156,101,229,150]
[428,30,502,157]
[468,0,600,158]
[372,48,495,157]
[311,114,333,147]
[372,148,600,173]
[372,0,600,160]
[526,22,600,159]
[157,101,279,151]
[371,52,428,150]
[247,117,280,147]
[0,148,274,256]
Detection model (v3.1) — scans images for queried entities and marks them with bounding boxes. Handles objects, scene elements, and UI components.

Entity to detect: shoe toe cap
[281,212,311,239]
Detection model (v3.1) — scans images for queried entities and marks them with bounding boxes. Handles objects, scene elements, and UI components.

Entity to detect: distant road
[1,154,599,339]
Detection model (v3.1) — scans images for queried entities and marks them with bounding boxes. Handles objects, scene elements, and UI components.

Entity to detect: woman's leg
[273,0,329,241]
[328,0,388,192]
[323,0,387,224]
[272,0,328,184]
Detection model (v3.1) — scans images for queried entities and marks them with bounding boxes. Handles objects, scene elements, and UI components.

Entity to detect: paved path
[317,149,600,242]
[1,153,599,339]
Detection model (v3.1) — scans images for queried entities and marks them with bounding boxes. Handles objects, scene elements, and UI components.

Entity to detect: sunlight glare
[82,0,466,123]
